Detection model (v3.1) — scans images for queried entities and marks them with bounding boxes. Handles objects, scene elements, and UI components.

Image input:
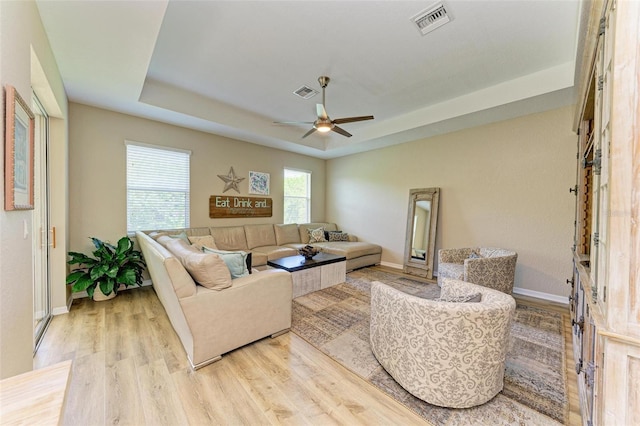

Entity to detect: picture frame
[248,171,270,195]
[4,85,35,210]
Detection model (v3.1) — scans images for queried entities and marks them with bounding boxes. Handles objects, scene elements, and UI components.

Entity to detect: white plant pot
[92,286,116,302]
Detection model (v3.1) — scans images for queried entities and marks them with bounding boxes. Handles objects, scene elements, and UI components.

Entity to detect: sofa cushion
[204,247,249,279]
[298,223,338,243]
[250,251,268,266]
[251,245,298,260]
[186,227,211,237]
[210,226,249,251]
[437,292,482,303]
[182,252,232,290]
[274,224,300,245]
[438,263,465,281]
[244,224,277,249]
[439,278,483,301]
[313,241,381,260]
[188,235,217,251]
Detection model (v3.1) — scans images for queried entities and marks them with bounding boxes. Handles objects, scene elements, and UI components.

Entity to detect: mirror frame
[403,187,440,279]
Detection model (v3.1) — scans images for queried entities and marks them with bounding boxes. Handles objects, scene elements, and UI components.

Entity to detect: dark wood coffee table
[268,252,346,298]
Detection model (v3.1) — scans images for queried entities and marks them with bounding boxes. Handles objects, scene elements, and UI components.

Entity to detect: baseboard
[52,305,69,316]
[52,294,73,315]
[513,287,568,306]
[72,279,153,300]
[379,261,403,270]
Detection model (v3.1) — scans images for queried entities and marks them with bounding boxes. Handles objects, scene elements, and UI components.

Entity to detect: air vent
[293,85,318,99]
[411,2,452,35]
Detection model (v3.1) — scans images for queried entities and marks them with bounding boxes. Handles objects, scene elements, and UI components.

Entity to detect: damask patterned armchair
[437,247,517,294]
[370,279,516,408]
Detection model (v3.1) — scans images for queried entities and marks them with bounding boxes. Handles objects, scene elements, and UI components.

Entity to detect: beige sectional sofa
[147,222,382,272]
[134,222,381,369]
[136,231,293,369]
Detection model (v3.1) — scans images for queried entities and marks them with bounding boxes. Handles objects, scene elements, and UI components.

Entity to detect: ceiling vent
[411,2,452,35]
[293,85,318,99]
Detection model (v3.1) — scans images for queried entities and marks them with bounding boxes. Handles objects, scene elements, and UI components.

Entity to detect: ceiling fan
[275,76,374,138]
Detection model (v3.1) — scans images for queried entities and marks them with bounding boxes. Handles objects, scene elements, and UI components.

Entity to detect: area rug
[291,268,568,426]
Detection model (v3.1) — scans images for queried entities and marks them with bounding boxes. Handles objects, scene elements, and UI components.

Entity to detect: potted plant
[66,236,146,301]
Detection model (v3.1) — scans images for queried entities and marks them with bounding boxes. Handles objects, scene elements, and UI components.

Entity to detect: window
[126,142,191,232]
[283,169,311,224]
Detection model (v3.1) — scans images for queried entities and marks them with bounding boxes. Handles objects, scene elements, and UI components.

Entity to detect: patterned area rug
[291,268,568,426]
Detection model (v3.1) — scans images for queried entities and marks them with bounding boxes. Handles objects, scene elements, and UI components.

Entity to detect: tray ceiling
[36,0,581,159]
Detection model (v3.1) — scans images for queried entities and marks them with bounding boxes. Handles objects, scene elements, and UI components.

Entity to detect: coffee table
[268,252,346,298]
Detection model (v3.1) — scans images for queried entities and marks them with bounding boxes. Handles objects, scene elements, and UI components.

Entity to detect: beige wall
[68,103,326,254]
[0,0,68,378]
[327,105,576,297]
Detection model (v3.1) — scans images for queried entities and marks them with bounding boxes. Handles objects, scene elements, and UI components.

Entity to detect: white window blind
[126,142,191,232]
[283,168,311,224]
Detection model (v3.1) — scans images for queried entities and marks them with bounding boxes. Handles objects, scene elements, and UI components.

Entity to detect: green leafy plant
[66,236,146,299]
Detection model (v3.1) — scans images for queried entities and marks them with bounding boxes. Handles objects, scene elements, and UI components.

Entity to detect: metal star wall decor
[217,167,245,193]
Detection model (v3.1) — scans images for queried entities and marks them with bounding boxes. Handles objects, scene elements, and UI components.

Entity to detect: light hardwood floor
[34,275,581,425]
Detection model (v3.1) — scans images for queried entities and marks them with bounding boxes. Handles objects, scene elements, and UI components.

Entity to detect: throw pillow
[308,227,327,243]
[327,231,349,242]
[203,247,249,279]
[324,230,338,240]
[149,231,168,240]
[437,292,482,303]
[161,237,200,264]
[188,235,217,251]
[182,252,232,290]
[168,231,190,244]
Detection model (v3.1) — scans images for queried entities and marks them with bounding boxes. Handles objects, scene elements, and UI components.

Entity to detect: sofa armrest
[178,269,292,365]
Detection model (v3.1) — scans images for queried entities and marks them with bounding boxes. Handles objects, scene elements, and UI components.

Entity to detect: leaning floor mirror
[403,188,440,279]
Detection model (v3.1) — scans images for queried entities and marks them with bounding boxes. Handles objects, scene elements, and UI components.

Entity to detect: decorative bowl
[298,245,320,260]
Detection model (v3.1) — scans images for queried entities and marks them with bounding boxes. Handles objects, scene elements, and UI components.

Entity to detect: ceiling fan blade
[316,104,328,120]
[331,125,352,138]
[332,115,374,125]
[302,127,317,138]
[273,121,314,125]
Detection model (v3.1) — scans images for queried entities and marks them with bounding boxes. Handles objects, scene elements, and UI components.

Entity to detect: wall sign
[209,195,272,218]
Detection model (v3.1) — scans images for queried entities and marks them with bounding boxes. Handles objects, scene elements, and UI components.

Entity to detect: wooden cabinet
[570,0,640,424]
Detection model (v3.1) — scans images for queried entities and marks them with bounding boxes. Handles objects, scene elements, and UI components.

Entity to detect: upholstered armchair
[370,279,516,408]
[437,247,517,294]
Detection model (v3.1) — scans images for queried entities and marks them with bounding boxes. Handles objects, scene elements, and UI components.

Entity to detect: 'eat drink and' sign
[209,195,272,218]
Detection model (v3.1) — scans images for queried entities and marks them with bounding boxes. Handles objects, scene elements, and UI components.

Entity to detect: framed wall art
[4,85,35,211]
[249,171,270,195]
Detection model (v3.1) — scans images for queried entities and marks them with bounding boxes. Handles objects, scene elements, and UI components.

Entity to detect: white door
[32,94,51,351]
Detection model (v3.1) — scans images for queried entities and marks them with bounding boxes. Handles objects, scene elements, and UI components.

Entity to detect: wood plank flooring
[34,273,582,425]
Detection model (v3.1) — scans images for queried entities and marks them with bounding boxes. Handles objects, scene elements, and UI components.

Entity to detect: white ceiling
[36,0,581,159]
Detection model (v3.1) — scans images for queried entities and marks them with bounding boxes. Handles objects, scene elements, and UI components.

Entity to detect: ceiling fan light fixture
[316,123,332,132]
[277,75,374,139]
